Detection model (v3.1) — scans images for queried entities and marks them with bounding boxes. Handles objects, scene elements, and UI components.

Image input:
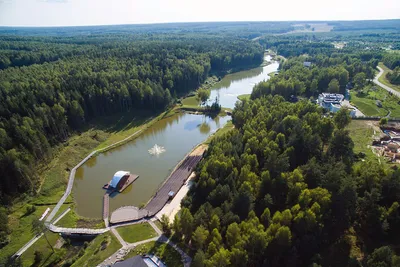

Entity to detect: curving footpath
[374,66,400,98]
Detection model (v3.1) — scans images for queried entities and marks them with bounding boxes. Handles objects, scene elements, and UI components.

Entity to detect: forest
[179,96,400,267]
[0,34,264,205]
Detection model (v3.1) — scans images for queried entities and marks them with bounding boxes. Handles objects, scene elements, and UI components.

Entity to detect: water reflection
[199,122,211,135]
[73,113,231,218]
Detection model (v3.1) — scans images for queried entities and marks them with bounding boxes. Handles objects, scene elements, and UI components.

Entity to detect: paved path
[13,233,44,257]
[110,228,128,247]
[374,66,400,98]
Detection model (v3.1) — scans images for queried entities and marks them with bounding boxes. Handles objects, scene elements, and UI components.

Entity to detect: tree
[328,79,340,93]
[226,222,241,249]
[197,88,211,106]
[380,118,388,126]
[31,219,54,252]
[172,214,182,240]
[192,250,206,267]
[160,214,171,236]
[192,225,209,250]
[209,214,220,231]
[180,208,194,243]
[353,72,366,90]
[34,250,43,264]
[367,246,395,267]
[275,226,292,247]
[334,108,351,129]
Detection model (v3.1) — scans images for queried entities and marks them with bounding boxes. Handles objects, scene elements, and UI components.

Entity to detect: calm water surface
[73,55,279,218]
[208,55,279,109]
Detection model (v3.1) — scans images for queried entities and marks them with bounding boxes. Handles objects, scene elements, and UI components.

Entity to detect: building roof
[113,255,166,267]
[320,93,344,104]
[110,171,130,188]
[303,61,312,67]
[113,256,148,267]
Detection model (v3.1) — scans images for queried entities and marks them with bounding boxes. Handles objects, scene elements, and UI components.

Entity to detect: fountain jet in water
[148,144,166,156]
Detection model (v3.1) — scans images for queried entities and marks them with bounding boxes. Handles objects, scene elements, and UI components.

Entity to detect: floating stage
[102,172,139,193]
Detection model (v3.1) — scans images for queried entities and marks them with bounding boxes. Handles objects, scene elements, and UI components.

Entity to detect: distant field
[283,23,334,34]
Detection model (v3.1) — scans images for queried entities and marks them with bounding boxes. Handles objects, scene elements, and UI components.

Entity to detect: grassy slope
[71,233,121,267]
[237,94,250,101]
[116,223,157,243]
[378,62,400,92]
[350,87,400,117]
[124,241,183,267]
[204,120,233,145]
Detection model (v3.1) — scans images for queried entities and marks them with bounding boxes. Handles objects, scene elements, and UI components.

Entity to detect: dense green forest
[0,35,263,205]
[252,52,378,99]
[179,96,400,266]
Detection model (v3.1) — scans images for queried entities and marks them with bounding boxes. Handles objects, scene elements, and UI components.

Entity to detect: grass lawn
[71,233,122,267]
[116,223,157,244]
[124,241,183,267]
[237,94,250,101]
[347,120,380,161]
[21,231,61,267]
[378,62,400,93]
[55,208,104,229]
[350,86,400,117]
[181,96,200,108]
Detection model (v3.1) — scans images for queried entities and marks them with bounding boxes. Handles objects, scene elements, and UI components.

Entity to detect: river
[73,55,279,218]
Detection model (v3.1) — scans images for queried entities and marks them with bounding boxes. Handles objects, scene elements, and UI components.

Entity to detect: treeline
[252,53,378,99]
[383,53,400,70]
[387,67,400,85]
[0,35,264,204]
[178,96,400,266]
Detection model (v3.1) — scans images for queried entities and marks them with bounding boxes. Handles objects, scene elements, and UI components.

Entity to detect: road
[374,66,400,98]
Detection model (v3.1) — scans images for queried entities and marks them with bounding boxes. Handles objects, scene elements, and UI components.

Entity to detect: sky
[0,0,399,27]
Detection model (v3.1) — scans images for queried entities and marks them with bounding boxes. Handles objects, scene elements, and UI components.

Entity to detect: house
[317,93,344,109]
[317,93,357,117]
[303,61,312,68]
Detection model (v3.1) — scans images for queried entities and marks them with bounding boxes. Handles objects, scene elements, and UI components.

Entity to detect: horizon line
[1,18,400,28]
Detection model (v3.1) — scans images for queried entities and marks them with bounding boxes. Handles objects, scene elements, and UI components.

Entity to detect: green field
[350,86,400,117]
[181,96,201,108]
[124,241,183,267]
[347,120,379,160]
[378,63,400,92]
[116,223,158,244]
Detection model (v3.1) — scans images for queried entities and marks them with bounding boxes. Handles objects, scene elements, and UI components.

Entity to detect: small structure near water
[103,171,139,193]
